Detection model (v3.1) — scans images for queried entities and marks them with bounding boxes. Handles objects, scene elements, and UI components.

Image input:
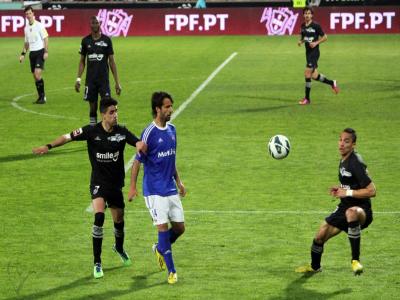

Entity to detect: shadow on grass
[5,267,163,300]
[270,273,352,300]
[0,147,86,164]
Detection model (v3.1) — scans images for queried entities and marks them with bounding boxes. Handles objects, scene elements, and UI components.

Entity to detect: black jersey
[338,151,372,208]
[79,34,114,84]
[300,22,324,54]
[71,123,139,189]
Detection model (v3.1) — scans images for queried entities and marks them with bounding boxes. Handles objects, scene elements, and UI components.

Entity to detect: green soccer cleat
[112,245,132,267]
[167,272,178,284]
[93,263,104,279]
[152,243,166,271]
[295,265,321,273]
[352,260,363,275]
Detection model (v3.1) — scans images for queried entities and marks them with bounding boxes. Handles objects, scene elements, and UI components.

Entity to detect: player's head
[339,128,357,157]
[24,6,34,22]
[90,16,100,34]
[100,97,118,125]
[303,7,313,21]
[151,91,174,122]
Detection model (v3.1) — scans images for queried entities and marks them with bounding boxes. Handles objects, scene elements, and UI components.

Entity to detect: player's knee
[345,207,358,219]
[94,212,105,227]
[176,225,185,236]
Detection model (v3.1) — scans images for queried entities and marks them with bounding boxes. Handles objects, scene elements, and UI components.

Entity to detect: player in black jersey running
[296,128,376,275]
[298,7,339,105]
[33,97,146,279]
[75,16,122,125]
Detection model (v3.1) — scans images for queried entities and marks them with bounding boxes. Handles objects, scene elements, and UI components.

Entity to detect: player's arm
[174,168,186,197]
[19,42,29,63]
[32,133,72,155]
[330,182,376,199]
[109,54,121,96]
[43,36,49,60]
[75,54,86,93]
[128,159,141,201]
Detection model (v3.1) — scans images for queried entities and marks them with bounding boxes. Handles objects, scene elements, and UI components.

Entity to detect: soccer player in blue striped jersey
[128,91,186,284]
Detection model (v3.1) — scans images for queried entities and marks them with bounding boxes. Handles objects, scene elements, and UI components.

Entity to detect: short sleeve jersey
[135,122,178,197]
[79,34,114,83]
[71,123,139,189]
[300,22,324,54]
[338,151,372,208]
[24,20,48,51]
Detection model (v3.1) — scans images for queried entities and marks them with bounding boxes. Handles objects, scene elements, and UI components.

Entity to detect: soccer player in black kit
[75,16,122,125]
[33,97,146,279]
[296,128,376,275]
[297,7,339,105]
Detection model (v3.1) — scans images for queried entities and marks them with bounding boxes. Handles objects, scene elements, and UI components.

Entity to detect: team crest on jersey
[340,167,352,177]
[72,128,83,137]
[108,134,125,142]
[95,41,108,47]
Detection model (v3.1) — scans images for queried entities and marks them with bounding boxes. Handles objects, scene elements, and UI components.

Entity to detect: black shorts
[90,184,125,209]
[305,51,320,70]
[84,80,110,103]
[325,205,373,232]
[29,49,45,73]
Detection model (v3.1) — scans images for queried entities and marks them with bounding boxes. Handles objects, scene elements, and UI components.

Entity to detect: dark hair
[343,128,357,143]
[24,6,33,13]
[151,91,173,117]
[303,7,313,15]
[99,97,118,113]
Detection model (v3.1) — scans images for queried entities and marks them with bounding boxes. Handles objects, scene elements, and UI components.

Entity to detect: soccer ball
[268,134,291,159]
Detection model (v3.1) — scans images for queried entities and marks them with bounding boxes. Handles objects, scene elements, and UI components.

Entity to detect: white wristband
[346,189,354,197]
[76,77,81,83]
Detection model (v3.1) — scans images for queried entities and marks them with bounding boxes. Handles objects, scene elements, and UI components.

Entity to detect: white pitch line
[87,52,238,213]
[125,210,400,215]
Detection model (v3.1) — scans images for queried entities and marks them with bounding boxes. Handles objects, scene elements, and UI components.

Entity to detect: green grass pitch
[0,34,399,299]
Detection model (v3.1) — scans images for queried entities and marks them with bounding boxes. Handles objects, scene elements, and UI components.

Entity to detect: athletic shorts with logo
[29,49,45,73]
[84,80,111,102]
[144,194,184,225]
[90,184,124,209]
[325,204,373,232]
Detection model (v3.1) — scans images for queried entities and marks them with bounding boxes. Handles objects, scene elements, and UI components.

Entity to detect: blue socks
[158,231,176,273]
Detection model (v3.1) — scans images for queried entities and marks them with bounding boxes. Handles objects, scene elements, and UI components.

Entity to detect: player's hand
[19,55,25,63]
[309,42,317,49]
[115,83,122,96]
[75,81,80,93]
[128,187,138,202]
[43,52,48,60]
[177,182,186,197]
[329,186,339,196]
[136,141,147,154]
[297,40,303,47]
[32,145,49,155]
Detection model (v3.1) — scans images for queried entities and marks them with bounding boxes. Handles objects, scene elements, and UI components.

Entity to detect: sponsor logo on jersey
[157,148,176,158]
[107,134,126,142]
[95,40,108,47]
[88,53,104,61]
[340,167,352,177]
[96,151,120,162]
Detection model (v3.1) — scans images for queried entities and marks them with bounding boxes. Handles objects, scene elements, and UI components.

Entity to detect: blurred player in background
[297,7,339,105]
[128,91,186,285]
[75,16,122,125]
[296,128,376,275]
[19,6,49,104]
[33,97,146,279]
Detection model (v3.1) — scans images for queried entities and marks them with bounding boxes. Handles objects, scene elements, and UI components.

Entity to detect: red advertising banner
[0,7,399,37]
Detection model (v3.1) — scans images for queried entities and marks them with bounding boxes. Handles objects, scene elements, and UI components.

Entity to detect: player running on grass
[33,97,146,279]
[128,91,186,285]
[297,7,339,105]
[296,128,376,275]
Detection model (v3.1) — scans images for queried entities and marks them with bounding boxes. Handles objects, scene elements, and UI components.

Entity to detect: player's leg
[30,51,46,104]
[346,206,367,275]
[84,83,98,125]
[312,69,339,94]
[299,66,313,105]
[92,195,106,278]
[157,223,178,284]
[110,198,132,267]
[169,194,185,244]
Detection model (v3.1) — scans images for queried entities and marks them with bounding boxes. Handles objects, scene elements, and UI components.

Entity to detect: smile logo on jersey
[88,53,104,61]
[96,151,120,162]
[108,134,125,142]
